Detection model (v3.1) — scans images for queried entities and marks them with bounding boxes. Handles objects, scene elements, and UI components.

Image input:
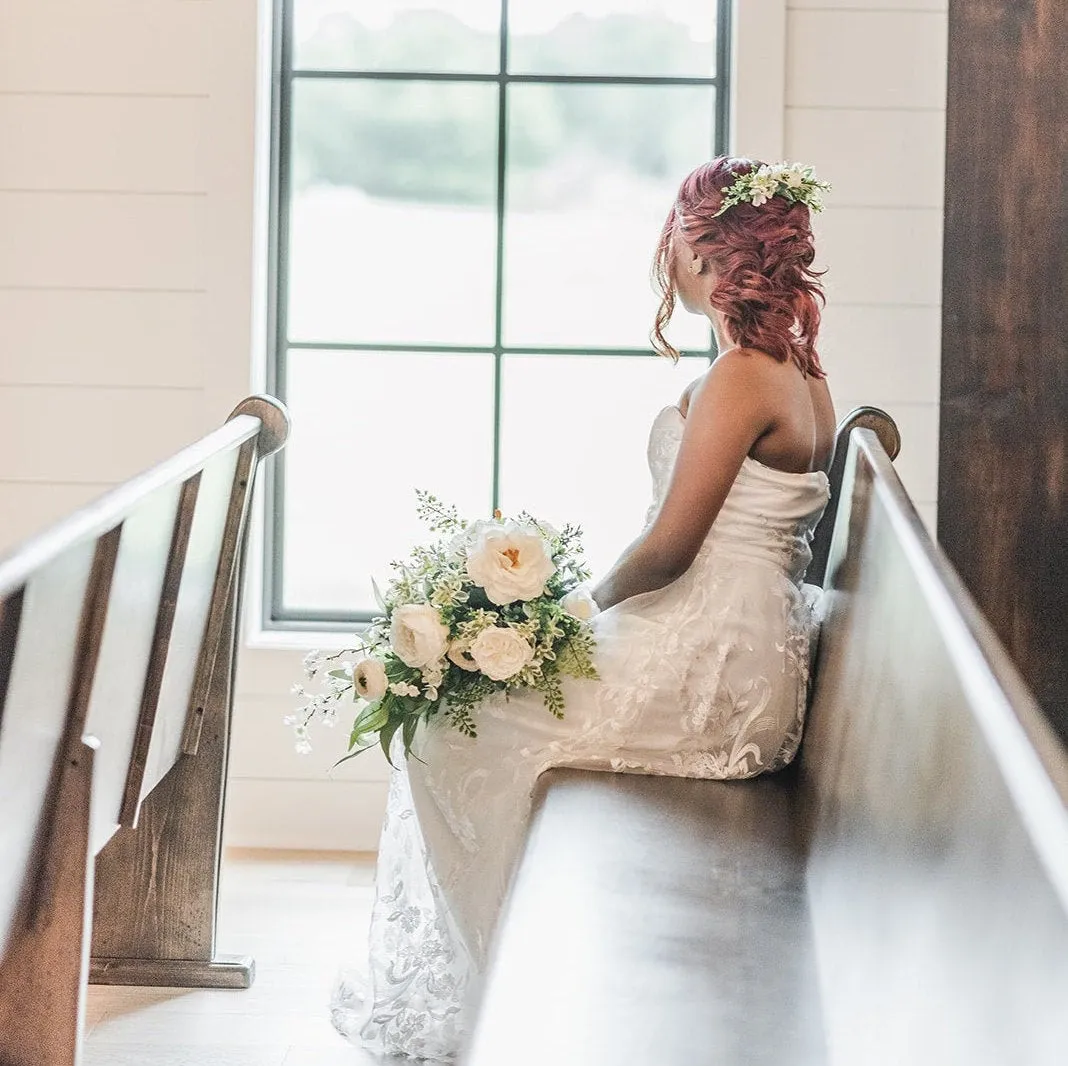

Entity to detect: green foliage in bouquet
[288,493,599,765]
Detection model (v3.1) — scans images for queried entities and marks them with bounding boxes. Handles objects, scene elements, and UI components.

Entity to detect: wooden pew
[465,415,1068,1065]
[0,395,289,1066]
[798,427,1068,1062]
[806,405,901,586]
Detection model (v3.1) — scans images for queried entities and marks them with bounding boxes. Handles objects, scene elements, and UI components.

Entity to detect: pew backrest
[808,406,901,588]
[0,536,108,962]
[800,428,1068,1063]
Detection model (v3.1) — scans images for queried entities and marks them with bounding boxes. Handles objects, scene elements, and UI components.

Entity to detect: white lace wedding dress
[331,404,831,1061]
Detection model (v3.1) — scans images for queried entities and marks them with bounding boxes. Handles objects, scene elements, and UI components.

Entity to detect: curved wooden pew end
[0,395,288,1063]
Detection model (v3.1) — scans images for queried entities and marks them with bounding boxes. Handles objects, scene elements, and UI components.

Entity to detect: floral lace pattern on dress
[331,767,472,1061]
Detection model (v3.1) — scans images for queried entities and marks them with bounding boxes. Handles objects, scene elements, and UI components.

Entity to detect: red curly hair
[652,156,826,378]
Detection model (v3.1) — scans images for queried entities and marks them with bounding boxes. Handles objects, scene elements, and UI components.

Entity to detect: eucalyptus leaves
[288,492,599,764]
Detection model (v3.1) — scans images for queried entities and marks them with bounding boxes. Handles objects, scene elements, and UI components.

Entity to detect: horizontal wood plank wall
[940,0,1068,745]
[0,0,366,851]
[0,0,213,557]
[785,0,948,540]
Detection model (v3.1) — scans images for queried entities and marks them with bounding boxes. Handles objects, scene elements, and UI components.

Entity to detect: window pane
[294,1,501,73]
[497,353,710,580]
[502,84,714,351]
[508,0,717,77]
[287,79,498,346]
[282,349,495,616]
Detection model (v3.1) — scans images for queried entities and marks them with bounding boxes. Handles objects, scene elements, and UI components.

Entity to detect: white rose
[389,603,449,668]
[561,586,600,621]
[447,639,480,673]
[352,658,388,701]
[469,626,535,682]
[448,518,493,554]
[466,522,556,605]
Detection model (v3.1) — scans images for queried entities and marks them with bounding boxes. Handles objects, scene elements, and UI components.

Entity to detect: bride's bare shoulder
[676,372,708,418]
[677,349,778,418]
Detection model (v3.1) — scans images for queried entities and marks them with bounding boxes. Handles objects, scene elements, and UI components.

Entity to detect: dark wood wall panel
[941,0,1068,744]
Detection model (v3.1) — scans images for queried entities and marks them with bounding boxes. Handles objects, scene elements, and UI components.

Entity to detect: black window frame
[264,0,733,631]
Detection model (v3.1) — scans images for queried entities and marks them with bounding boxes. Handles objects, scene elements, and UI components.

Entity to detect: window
[266,0,731,629]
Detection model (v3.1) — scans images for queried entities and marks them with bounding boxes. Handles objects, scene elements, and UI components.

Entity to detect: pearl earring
[688,255,703,276]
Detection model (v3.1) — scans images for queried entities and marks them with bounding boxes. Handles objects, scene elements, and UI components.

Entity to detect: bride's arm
[591,354,773,611]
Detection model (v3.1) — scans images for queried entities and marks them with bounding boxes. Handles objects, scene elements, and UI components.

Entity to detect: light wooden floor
[85,849,379,1066]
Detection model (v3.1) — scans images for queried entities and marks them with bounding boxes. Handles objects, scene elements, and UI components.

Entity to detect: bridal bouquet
[288,492,599,764]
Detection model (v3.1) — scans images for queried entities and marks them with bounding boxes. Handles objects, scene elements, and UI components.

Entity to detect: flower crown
[714,162,830,217]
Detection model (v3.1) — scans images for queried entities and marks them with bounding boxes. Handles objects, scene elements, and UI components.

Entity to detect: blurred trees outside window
[271,1,729,624]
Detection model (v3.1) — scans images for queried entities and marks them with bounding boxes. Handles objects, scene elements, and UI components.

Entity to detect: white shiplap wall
[0,0,949,851]
[0,2,212,548]
[784,0,948,535]
[0,0,284,846]
[0,0,376,852]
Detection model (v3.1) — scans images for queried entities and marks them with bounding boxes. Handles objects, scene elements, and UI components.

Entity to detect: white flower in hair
[749,170,779,207]
[714,161,830,217]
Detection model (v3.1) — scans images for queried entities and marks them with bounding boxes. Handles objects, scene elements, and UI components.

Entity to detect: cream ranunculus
[447,639,480,673]
[465,522,556,605]
[561,586,600,621]
[389,603,449,669]
[469,626,535,682]
[352,658,388,701]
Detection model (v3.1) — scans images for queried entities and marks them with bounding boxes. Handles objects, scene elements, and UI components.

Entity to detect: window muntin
[267,0,730,627]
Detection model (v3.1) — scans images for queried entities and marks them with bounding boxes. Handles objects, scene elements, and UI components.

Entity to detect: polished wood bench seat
[475,767,826,1065]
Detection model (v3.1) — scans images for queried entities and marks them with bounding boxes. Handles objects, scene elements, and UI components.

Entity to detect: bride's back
[678,348,837,476]
[647,400,830,583]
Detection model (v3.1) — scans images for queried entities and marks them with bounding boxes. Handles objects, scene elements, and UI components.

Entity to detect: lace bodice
[646,404,829,582]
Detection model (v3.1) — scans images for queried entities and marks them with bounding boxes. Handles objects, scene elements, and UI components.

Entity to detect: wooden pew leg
[0,740,97,1066]
[89,738,254,985]
[88,598,254,990]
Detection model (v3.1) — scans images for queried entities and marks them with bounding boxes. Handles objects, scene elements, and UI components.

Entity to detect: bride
[331,156,836,1061]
